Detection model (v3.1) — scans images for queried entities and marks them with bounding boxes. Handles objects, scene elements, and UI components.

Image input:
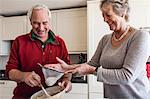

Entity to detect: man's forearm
[9,69,25,83]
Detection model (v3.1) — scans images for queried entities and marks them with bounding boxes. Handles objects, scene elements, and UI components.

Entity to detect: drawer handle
[0,82,5,84]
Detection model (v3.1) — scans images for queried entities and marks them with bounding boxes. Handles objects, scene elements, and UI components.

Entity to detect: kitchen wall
[0,56,9,70]
[69,53,87,64]
[148,57,150,63]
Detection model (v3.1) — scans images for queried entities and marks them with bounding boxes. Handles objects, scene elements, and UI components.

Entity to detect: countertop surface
[0,70,87,83]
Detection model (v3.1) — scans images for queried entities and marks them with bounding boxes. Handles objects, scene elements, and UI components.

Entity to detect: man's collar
[30,30,59,45]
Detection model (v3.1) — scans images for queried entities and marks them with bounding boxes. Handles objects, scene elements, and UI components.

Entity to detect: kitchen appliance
[0,70,7,80]
[69,53,87,83]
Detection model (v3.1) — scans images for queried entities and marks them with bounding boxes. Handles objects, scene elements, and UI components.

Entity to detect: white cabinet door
[89,93,103,99]
[63,83,88,99]
[0,80,17,99]
[87,0,111,59]
[51,11,58,35]
[2,16,27,40]
[88,75,103,94]
[26,15,32,33]
[56,8,87,53]
[63,93,87,99]
[0,16,11,55]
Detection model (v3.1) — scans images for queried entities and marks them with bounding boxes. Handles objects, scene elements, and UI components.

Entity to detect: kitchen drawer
[0,96,13,99]
[0,87,15,95]
[62,83,88,99]
[69,83,88,94]
[63,93,88,99]
[0,80,16,99]
[0,80,17,88]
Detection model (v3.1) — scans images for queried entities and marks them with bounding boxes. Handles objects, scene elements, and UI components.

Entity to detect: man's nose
[39,23,44,30]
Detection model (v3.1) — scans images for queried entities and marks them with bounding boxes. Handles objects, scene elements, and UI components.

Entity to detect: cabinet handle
[0,81,5,84]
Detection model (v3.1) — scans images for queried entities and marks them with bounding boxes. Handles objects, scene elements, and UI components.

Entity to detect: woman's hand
[58,79,72,93]
[65,63,96,75]
[44,57,77,72]
[44,57,93,75]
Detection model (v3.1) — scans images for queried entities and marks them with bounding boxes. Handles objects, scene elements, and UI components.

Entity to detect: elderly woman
[47,0,150,98]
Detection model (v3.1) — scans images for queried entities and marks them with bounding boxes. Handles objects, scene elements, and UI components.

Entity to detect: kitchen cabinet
[63,83,88,99]
[89,93,103,99]
[0,80,17,99]
[51,11,57,35]
[88,75,103,99]
[0,16,11,55]
[2,16,27,40]
[56,8,87,54]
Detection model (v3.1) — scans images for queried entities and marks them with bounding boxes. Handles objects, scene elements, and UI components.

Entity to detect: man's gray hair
[27,4,51,20]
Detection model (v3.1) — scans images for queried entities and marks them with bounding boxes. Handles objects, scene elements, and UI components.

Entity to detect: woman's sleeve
[88,35,109,67]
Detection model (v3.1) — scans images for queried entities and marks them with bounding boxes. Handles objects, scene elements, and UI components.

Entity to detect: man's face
[30,9,50,39]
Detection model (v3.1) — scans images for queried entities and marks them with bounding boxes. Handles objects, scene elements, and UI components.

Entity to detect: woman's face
[101,3,123,32]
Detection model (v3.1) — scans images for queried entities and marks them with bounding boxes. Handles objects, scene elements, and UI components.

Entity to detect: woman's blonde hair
[27,4,51,20]
[100,0,130,21]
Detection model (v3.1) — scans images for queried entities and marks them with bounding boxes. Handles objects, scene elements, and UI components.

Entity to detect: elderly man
[6,4,71,99]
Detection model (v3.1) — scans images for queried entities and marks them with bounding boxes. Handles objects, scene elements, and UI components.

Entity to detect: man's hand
[22,71,41,87]
[58,79,72,93]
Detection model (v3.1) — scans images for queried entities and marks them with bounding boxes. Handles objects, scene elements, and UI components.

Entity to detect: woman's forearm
[73,63,96,75]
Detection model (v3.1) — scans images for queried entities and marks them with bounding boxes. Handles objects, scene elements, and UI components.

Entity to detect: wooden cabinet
[63,83,88,99]
[0,16,11,55]
[2,16,27,40]
[0,80,17,99]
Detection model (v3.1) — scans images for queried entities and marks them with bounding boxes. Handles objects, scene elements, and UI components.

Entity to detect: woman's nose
[103,16,108,22]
